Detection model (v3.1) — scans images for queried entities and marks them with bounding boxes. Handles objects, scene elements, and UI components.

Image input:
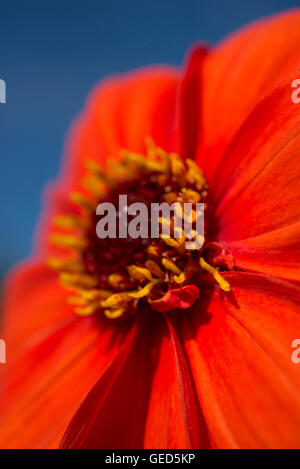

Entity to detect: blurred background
[0,0,299,281]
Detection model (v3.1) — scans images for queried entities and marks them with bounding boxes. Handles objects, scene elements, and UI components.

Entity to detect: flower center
[49,139,231,319]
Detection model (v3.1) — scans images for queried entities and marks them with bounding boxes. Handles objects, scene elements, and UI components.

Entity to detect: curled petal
[151,285,199,312]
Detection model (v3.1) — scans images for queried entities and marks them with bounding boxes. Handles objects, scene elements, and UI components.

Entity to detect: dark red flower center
[49,139,231,319]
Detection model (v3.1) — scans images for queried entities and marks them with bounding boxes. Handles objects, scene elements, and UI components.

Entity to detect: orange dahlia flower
[1,9,300,449]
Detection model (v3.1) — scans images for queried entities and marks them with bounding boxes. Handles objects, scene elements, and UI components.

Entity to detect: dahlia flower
[1,9,300,449]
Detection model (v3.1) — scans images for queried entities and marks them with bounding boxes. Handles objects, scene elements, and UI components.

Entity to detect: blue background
[0,0,298,279]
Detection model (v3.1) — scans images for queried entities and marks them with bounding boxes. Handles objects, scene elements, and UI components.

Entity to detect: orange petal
[0,260,130,448]
[223,223,300,282]
[177,46,208,160]
[210,72,300,282]
[195,9,300,182]
[61,312,211,449]
[179,272,300,448]
[60,314,160,448]
[62,67,179,190]
[151,285,199,312]
[144,315,211,449]
[34,68,179,255]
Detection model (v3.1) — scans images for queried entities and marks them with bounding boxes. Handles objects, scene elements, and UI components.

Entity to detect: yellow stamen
[164,192,179,204]
[160,235,181,249]
[108,273,126,289]
[59,272,98,289]
[145,138,170,172]
[83,175,106,197]
[170,153,185,179]
[156,174,169,187]
[50,233,88,251]
[186,159,206,187]
[101,292,132,308]
[145,159,168,173]
[70,192,95,212]
[122,150,167,173]
[173,227,185,244]
[75,303,100,316]
[186,230,205,250]
[85,159,112,185]
[145,136,157,159]
[121,150,148,168]
[174,272,186,284]
[67,296,88,306]
[173,199,199,224]
[107,159,135,181]
[85,158,102,173]
[162,258,182,275]
[199,257,230,292]
[159,216,173,237]
[145,260,164,278]
[104,307,126,319]
[128,280,159,299]
[147,245,160,257]
[127,265,154,283]
[181,188,201,203]
[183,208,197,223]
[159,216,172,227]
[47,257,84,273]
[53,214,89,230]
[79,289,112,301]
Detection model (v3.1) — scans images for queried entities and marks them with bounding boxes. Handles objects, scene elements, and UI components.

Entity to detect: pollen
[199,257,230,292]
[48,139,231,319]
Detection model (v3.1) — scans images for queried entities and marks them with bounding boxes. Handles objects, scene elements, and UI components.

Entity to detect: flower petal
[177,46,208,160]
[223,223,300,282]
[35,68,179,255]
[144,315,211,449]
[211,72,300,281]
[151,285,199,312]
[61,312,211,449]
[195,9,300,182]
[0,260,130,448]
[178,272,300,448]
[62,67,179,190]
[60,313,160,448]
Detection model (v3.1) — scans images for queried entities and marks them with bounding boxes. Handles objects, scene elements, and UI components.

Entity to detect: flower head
[1,9,300,449]
[48,139,230,320]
